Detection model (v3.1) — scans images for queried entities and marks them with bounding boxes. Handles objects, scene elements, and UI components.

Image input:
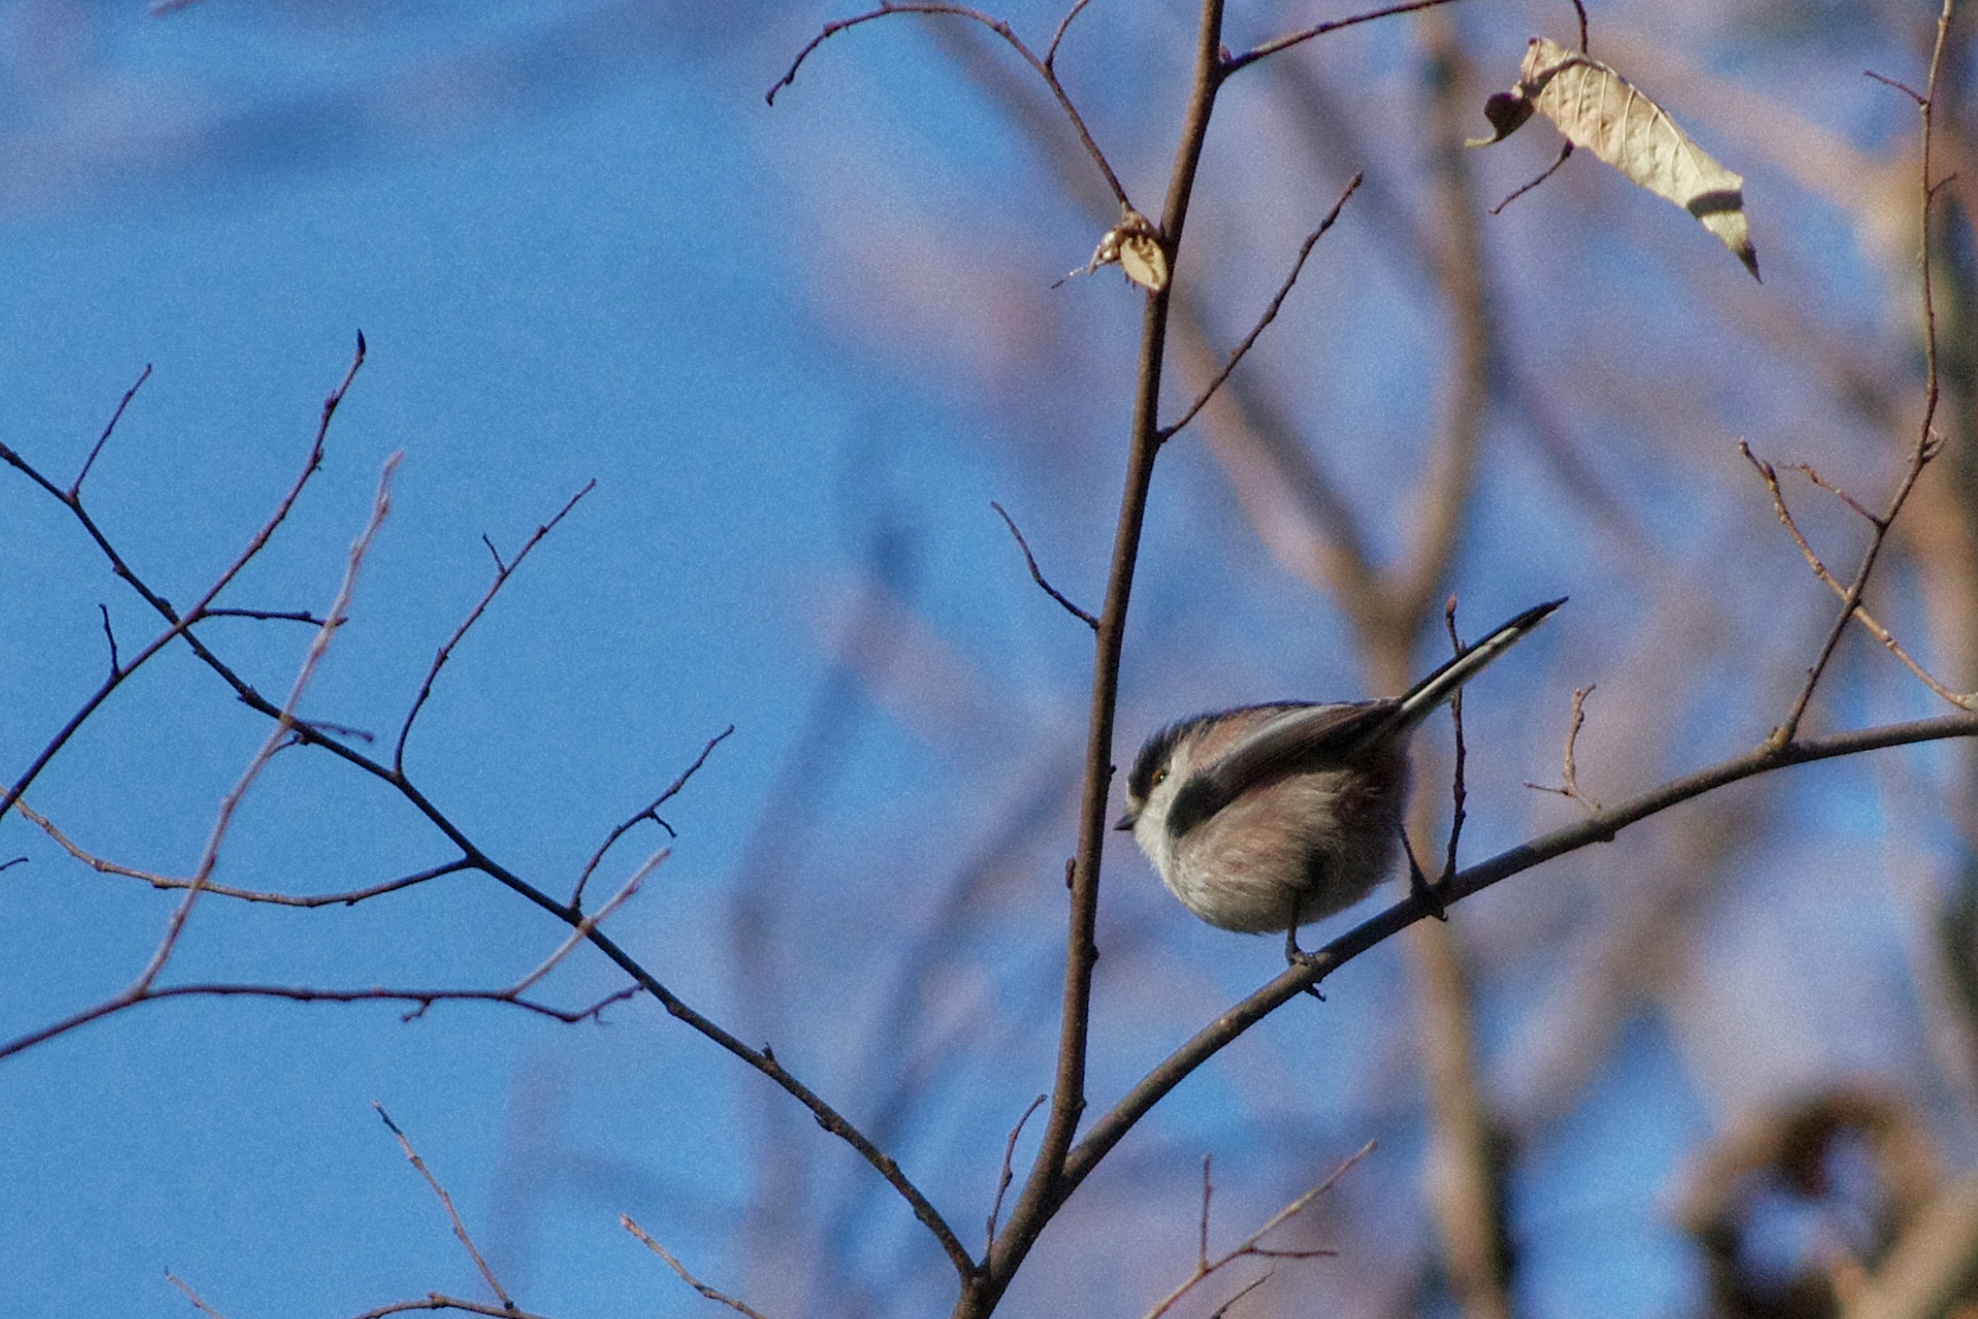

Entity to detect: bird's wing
[1166,700,1392,838]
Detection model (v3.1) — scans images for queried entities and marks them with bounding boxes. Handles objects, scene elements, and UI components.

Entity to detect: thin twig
[0,982,643,1059]
[1441,597,1469,881]
[1161,174,1362,443]
[623,1216,774,1319]
[166,1272,230,1319]
[990,501,1097,629]
[986,1094,1048,1253]
[346,1295,555,1319]
[1568,0,1588,52]
[1788,460,1884,525]
[70,363,151,497]
[573,726,733,908]
[1224,0,1469,74]
[1204,1274,1271,1319]
[395,480,595,775]
[98,604,120,675]
[1140,1142,1370,1319]
[374,1104,515,1311]
[1488,142,1573,215]
[1525,685,1601,810]
[200,607,330,625]
[132,452,401,998]
[768,3,1129,208]
[1044,0,1094,66]
[10,798,474,906]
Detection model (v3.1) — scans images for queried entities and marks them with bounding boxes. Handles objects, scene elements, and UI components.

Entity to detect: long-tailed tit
[1116,599,1563,953]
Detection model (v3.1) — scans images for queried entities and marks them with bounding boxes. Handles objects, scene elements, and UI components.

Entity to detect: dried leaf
[1471,37,1760,280]
[1116,230,1169,293]
[1063,208,1169,293]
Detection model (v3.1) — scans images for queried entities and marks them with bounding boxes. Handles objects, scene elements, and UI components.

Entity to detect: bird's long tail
[1359,597,1566,748]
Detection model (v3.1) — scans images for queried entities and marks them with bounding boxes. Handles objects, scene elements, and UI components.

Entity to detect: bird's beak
[1113,810,1136,832]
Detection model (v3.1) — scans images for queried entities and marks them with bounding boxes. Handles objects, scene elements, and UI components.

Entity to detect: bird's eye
[1151,767,1168,788]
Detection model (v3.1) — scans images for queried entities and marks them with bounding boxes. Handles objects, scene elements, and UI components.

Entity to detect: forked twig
[1140,1142,1370,1319]
[515,854,659,996]
[1162,174,1362,443]
[395,480,596,774]
[1525,685,1601,811]
[991,501,1097,629]
[1771,3,1961,746]
[1741,443,1973,711]
[0,334,366,827]
[623,1215,774,1319]
[769,3,1129,209]
[573,726,734,908]
[374,1103,515,1312]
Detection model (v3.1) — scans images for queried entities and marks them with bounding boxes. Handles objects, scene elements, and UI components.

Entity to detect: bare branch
[1525,685,1602,810]
[71,363,152,497]
[132,452,400,996]
[0,978,639,1062]
[1787,461,1883,527]
[9,797,474,906]
[199,607,330,625]
[1742,443,1974,711]
[514,853,659,997]
[1224,0,1470,75]
[1161,174,1361,443]
[987,2,1232,1295]
[97,604,120,675]
[574,726,734,909]
[346,1294,556,1319]
[623,1215,774,1319]
[1773,4,1959,745]
[1441,597,1471,881]
[1487,142,1573,215]
[166,1272,230,1319]
[1044,0,1094,67]
[1,336,366,827]
[1140,1142,1369,1319]
[374,1105,516,1311]
[767,3,1130,209]
[985,1094,1048,1253]
[395,480,595,775]
[990,501,1097,630]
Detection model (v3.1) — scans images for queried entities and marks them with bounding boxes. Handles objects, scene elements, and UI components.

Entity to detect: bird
[1116,599,1563,957]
